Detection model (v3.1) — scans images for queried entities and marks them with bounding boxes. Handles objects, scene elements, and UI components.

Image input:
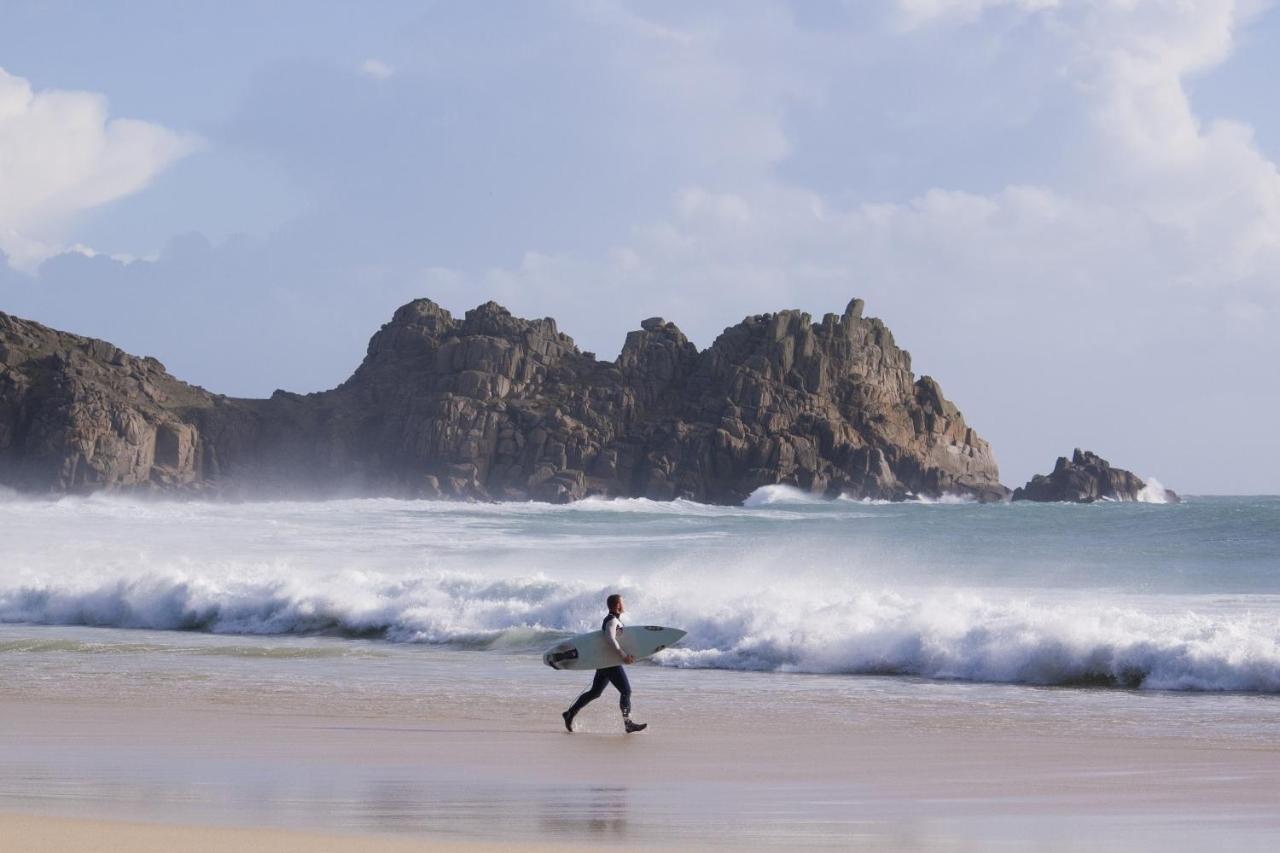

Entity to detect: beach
[2,813,580,853]
[2,627,1279,850]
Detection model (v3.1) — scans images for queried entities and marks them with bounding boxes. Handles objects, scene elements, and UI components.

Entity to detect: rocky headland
[1012,449,1179,503]
[0,298,1008,504]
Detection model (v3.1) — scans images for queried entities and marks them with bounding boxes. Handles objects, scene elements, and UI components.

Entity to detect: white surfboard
[543,625,686,670]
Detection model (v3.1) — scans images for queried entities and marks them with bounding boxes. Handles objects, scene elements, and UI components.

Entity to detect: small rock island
[1013,449,1179,503]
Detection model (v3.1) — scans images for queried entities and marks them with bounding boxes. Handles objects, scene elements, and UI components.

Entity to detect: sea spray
[1136,477,1173,504]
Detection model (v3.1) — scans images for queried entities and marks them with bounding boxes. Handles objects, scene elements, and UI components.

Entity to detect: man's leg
[606,666,646,733]
[606,666,632,717]
[564,669,609,731]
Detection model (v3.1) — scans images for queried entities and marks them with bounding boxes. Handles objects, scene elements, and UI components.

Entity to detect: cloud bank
[0,67,196,270]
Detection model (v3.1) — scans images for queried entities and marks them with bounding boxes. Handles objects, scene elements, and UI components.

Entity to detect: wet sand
[2,638,1280,851]
[0,812,599,853]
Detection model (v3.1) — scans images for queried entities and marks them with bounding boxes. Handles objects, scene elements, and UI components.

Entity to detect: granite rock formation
[1012,449,1178,503]
[0,312,208,493]
[0,298,1007,503]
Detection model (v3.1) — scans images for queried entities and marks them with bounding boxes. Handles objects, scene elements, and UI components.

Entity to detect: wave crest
[742,485,827,507]
[3,571,1278,693]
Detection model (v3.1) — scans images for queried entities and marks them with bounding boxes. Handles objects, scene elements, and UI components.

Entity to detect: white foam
[654,589,1280,692]
[569,495,758,516]
[746,486,976,506]
[742,485,826,507]
[2,567,1278,692]
[1137,477,1172,504]
[906,492,976,505]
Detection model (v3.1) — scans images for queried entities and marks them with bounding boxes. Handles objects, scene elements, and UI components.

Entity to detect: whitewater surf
[1,490,1277,692]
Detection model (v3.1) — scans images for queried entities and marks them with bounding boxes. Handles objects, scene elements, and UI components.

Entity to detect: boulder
[1012,449,1179,503]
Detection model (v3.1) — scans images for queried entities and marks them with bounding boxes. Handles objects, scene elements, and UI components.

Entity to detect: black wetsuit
[567,614,632,718]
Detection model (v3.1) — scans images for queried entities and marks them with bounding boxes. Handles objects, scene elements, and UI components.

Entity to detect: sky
[1,0,1278,494]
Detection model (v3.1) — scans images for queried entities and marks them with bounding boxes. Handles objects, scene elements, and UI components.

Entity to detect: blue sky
[2,0,1278,493]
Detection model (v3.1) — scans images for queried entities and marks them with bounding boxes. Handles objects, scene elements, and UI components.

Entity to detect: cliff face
[0,298,1006,503]
[0,312,212,492]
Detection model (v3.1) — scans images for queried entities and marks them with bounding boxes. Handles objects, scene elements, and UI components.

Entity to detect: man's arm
[605,617,635,664]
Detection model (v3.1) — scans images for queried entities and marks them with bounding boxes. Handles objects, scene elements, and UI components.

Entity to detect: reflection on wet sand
[538,786,629,838]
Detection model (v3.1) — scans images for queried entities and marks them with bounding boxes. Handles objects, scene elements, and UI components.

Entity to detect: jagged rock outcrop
[0,298,1007,503]
[1012,449,1178,503]
[0,312,213,492]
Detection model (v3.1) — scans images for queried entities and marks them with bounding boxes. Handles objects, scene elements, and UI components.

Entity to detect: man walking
[562,594,647,733]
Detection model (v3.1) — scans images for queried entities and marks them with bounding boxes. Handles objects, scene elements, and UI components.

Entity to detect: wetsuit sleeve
[605,617,624,655]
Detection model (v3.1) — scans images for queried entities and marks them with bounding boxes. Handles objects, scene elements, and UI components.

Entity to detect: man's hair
[606,593,622,610]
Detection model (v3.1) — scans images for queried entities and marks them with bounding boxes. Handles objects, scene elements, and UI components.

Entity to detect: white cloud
[895,0,1060,28]
[358,59,395,80]
[476,0,1280,314]
[1063,1,1280,284]
[583,2,813,177]
[881,1,1280,289]
[0,67,197,271]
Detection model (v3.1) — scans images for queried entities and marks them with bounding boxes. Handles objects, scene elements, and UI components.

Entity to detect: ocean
[2,488,1277,693]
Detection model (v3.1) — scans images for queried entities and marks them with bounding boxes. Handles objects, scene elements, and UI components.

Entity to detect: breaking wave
[1137,477,1173,504]
[742,485,977,507]
[3,570,1278,693]
[742,485,828,507]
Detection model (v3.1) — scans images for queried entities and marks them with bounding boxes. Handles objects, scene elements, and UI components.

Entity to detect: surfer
[562,594,647,733]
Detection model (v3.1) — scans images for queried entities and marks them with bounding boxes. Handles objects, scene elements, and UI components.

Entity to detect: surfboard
[543,625,686,671]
